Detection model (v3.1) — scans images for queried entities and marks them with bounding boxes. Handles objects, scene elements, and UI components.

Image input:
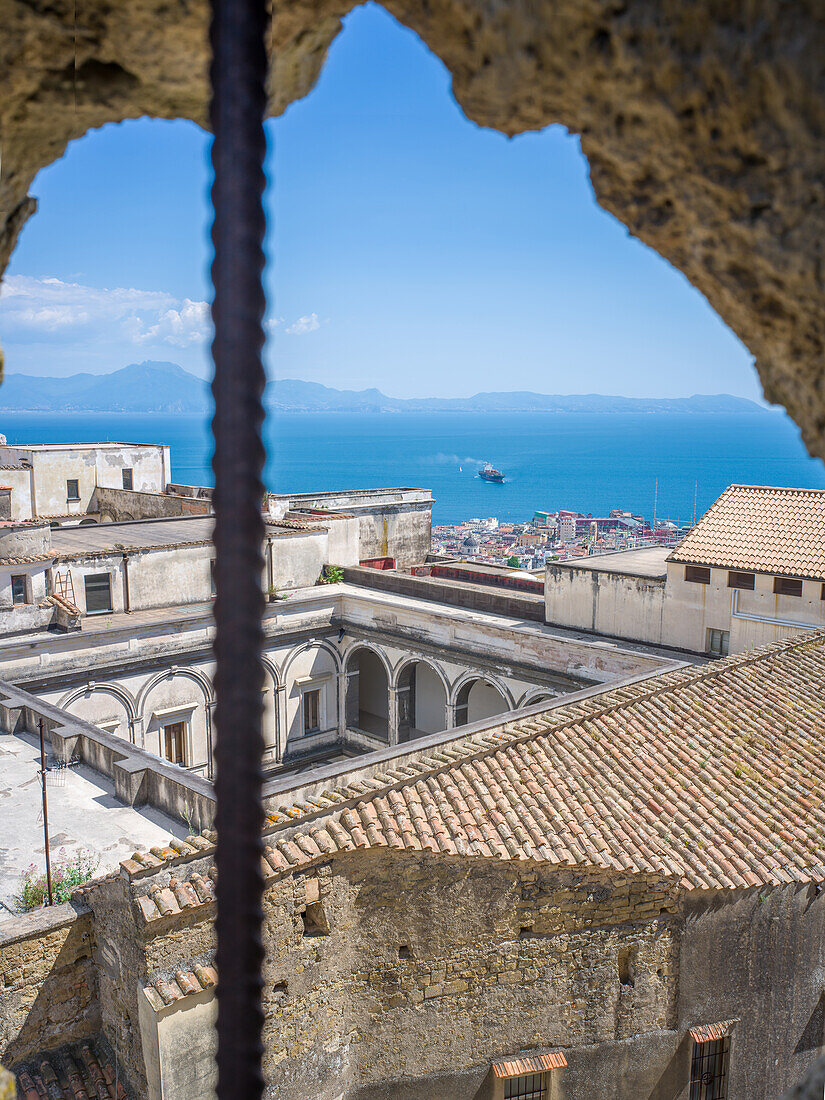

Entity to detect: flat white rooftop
[0,729,186,916]
[51,515,214,553]
[3,442,164,450]
[551,546,670,579]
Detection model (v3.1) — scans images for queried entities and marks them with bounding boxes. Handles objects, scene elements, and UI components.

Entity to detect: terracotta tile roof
[15,1038,128,1100]
[667,484,825,579]
[0,551,55,565]
[492,1052,568,1077]
[688,1020,737,1043]
[143,962,218,1011]
[121,632,825,895]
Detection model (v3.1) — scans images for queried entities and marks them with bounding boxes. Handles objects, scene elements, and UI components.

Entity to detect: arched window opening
[454,677,507,728]
[345,648,389,740]
[396,661,447,742]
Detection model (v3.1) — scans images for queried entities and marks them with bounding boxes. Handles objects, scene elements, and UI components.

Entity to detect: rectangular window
[773,576,803,597]
[685,565,711,584]
[504,1075,548,1100]
[707,628,730,657]
[11,575,28,605]
[210,560,216,596]
[84,572,112,613]
[122,467,133,490]
[727,571,755,590]
[689,1037,730,1100]
[163,721,187,765]
[302,688,321,734]
[66,478,80,501]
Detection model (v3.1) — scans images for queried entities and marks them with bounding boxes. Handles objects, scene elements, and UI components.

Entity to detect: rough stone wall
[93,486,209,523]
[2,2,825,455]
[260,851,681,1100]
[0,905,98,1067]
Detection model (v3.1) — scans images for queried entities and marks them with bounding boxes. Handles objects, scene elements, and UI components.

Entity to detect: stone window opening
[685,565,711,584]
[504,1073,548,1100]
[11,574,29,605]
[163,720,187,766]
[66,478,80,501]
[774,576,803,597]
[122,467,134,490]
[689,1037,730,1100]
[706,628,730,657]
[617,946,636,987]
[301,902,330,938]
[727,570,755,590]
[84,571,113,613]
[518,926,534,939]
[302,687,321,735]
[272,981,288,1003]
[398,944,412,959]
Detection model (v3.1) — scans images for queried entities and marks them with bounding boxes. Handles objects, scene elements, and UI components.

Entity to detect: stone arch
[518,688,559,710]
[1,8,824,457]
[393,657,450,742]
[279,638,342,684]
[59,682,138,741]
[137,665,215,771]
[450,671,514,728]
[344,643,392,741]
[278,639,342,745]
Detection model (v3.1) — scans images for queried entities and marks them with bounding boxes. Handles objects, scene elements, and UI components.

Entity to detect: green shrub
[318,565,344,585]
[17,849,98,911]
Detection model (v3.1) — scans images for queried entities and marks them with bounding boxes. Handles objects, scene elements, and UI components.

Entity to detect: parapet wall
[0,904,98,1067]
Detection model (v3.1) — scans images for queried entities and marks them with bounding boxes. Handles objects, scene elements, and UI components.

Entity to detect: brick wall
[0,905,98,1067]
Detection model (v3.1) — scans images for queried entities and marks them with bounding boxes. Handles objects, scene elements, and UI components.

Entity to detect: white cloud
[0,275,210,349]
[285,312,320,335]
[136,298,211,347]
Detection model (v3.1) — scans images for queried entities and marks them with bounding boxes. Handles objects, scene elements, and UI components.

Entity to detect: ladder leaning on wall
[52,569,76,606]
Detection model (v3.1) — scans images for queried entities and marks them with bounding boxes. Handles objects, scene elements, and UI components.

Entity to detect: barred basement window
[727,571,755,590]
[84,572,112,613]
[689,1037,730,1100]
[122,467,134,490]
[706,629,729,657]
[685,565,710,584]
[504,1073,548,1100]
[773,576,803,597]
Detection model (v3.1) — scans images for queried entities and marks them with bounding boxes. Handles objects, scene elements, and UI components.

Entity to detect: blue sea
[1,410,823,525]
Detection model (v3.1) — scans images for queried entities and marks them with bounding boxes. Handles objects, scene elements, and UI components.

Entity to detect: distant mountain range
[0,361,769,416]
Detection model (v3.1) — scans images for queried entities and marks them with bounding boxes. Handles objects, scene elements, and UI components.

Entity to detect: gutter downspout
[730,588,819,631]
[122,552,132,613]
[267,536,274,596]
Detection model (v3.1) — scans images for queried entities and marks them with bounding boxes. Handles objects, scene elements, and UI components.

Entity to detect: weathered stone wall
[94,486,210,523]
[0,904,98,1067]
[258,851,680,1100]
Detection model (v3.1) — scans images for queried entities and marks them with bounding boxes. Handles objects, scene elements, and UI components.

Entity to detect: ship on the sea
[478,462,505,483]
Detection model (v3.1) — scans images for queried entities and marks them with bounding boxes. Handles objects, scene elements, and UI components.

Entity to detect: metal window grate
[504,1074,548,1100]
[689,1038,730,1100]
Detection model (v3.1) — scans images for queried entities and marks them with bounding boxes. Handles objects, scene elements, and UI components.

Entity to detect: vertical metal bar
[39,719,53,906]
[209,1,268,1097]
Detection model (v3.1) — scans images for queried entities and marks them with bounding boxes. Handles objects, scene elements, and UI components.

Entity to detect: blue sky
[0,3,760,400]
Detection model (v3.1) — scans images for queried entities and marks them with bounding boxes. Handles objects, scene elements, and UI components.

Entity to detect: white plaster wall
[139,674,211,771]
[139,988,217,1100]
[270,530,328,590]
[663,564,825,654]
[324,515,360,567]
[283,645,338,743]
[544,565,666,645]
[0,469,33,520]
[32,449,98,515]
[126,545,214,611]
[94,445,168,494]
